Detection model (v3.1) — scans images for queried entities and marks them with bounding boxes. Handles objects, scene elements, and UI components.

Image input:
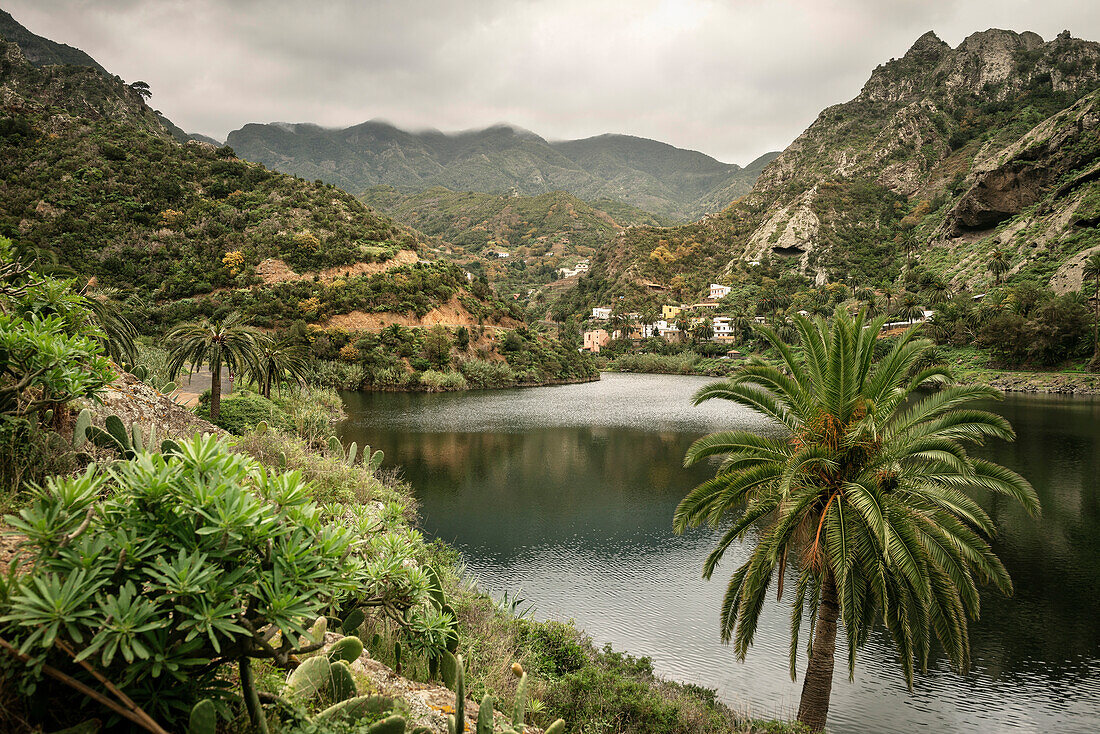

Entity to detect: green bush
[418,370,468,392]
[196,390,291,434]
[305,360,366,390]
[457,359,517,389]
[0,435,451,730]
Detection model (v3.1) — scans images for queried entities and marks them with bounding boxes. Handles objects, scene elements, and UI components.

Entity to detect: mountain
[0,8,105,72]
[565,29,1100,307]
[0,35,468,327]
[362,186,675,254]
[226,120,774,220]
[0,8,227,148]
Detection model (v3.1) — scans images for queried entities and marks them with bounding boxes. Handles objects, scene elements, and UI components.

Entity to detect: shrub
[0,435,450,730]
[304,360,365,390]
[418,370,468,392]
[457,359,517,389]
[196,390,291,434]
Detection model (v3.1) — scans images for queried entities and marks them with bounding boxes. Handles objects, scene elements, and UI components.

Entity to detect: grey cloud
[8,0,1100,163]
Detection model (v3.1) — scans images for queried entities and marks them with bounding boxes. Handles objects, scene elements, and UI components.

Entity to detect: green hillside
[363,186,674,252]
[227,120,775,220]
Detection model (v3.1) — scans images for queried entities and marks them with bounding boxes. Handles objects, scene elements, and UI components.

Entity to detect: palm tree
[167,311,261,420]
[248,334,311,398]
[898,294,925,323]
[988,249,1010,285]
[1083,252,1100,368]
[674,308,1038,732]
[881,284,896,316]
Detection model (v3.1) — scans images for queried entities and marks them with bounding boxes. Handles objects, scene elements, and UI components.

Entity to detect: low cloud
[9,0,1100,163]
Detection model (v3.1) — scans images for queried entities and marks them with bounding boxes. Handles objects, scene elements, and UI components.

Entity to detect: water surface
[339,373,1100,733]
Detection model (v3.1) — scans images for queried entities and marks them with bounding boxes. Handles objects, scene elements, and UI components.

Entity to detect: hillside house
[662,304,682,320]
[712,316,737,343]
[591,307,612,320]
[582,329,611,353]
[709,283,732,300]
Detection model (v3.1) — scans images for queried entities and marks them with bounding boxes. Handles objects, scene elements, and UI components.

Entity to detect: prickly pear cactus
[328,636,363,663]
[188,699,217,734]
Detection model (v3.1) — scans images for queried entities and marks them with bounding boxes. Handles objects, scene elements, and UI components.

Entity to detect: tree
[1083,252,1100,369]
[988,249,1010,285]
[881,284,896,315]
[248,334,310,399]
[899,294,926,323]
[423,325,453,369]
[167,311,261,420]
[674,308,1038,731]
[128,80,152,100]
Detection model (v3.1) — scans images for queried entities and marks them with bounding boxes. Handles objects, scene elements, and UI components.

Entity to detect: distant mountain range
[226,121,777,220]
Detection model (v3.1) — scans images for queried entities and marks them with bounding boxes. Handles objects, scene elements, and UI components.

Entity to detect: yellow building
[662,304,681,320]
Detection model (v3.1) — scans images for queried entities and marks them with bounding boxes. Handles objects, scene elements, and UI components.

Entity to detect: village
[581,283,936,354]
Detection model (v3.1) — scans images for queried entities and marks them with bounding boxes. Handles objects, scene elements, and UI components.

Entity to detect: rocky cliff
[576,29,1100,298]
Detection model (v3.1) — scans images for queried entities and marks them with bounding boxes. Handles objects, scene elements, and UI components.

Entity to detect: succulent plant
[84,413,158,459]
[71,408,92,449]
[328,435,384,470]
[328,635,363,663]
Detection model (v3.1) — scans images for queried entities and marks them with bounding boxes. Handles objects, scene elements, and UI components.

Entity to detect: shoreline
[355,373,601,393]
[605,361,1100,395]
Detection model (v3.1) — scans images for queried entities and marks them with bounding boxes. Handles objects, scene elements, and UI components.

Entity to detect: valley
[1,6,1099,734]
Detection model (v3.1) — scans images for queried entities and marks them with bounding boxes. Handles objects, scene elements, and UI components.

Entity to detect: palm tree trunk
[797,570,839,732]
[210,359,222,421]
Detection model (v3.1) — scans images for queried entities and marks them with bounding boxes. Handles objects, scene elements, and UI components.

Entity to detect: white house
[591,307,612,320]
[558,260,591,278]
[709,283,732,300]
[712,316,735,342]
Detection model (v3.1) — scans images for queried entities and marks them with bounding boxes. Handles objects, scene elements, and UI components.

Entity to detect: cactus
[161,381,177,394]
[393,639,403,674]
[511,670,528,731]
[255,420,268,435]
[188,699,217,734]
[341,607,366,634]
[72,408,92,449]
[329,659,357,701]
[315,694,392,723]
[86,414,138,459]
[365,714,407,734]
[285,655,332,700]
[476,694,494,734]
[327,435,384,469]
[447,653,465,734]
[440,649,458,688]
[328,635,363,663]
[278,450,288,470]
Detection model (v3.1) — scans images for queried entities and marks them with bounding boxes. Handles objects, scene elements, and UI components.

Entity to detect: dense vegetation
[0,37,421,306]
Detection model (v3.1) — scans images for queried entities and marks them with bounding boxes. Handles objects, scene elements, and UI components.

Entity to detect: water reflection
[339,375,1100,734]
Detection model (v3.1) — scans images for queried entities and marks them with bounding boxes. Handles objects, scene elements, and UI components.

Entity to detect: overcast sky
[7,1,1100,163]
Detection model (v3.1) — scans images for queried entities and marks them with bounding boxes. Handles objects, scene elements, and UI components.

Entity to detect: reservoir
[339,372,1100,734]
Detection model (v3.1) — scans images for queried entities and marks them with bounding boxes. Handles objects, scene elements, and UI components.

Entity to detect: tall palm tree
[248,334,311,398]
[898,294,925,323]
[988,249,1010,285]
[167,311,261,420]
[1083,252,1100,368]
[881,284,895,316]
[674,308,1038,732]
